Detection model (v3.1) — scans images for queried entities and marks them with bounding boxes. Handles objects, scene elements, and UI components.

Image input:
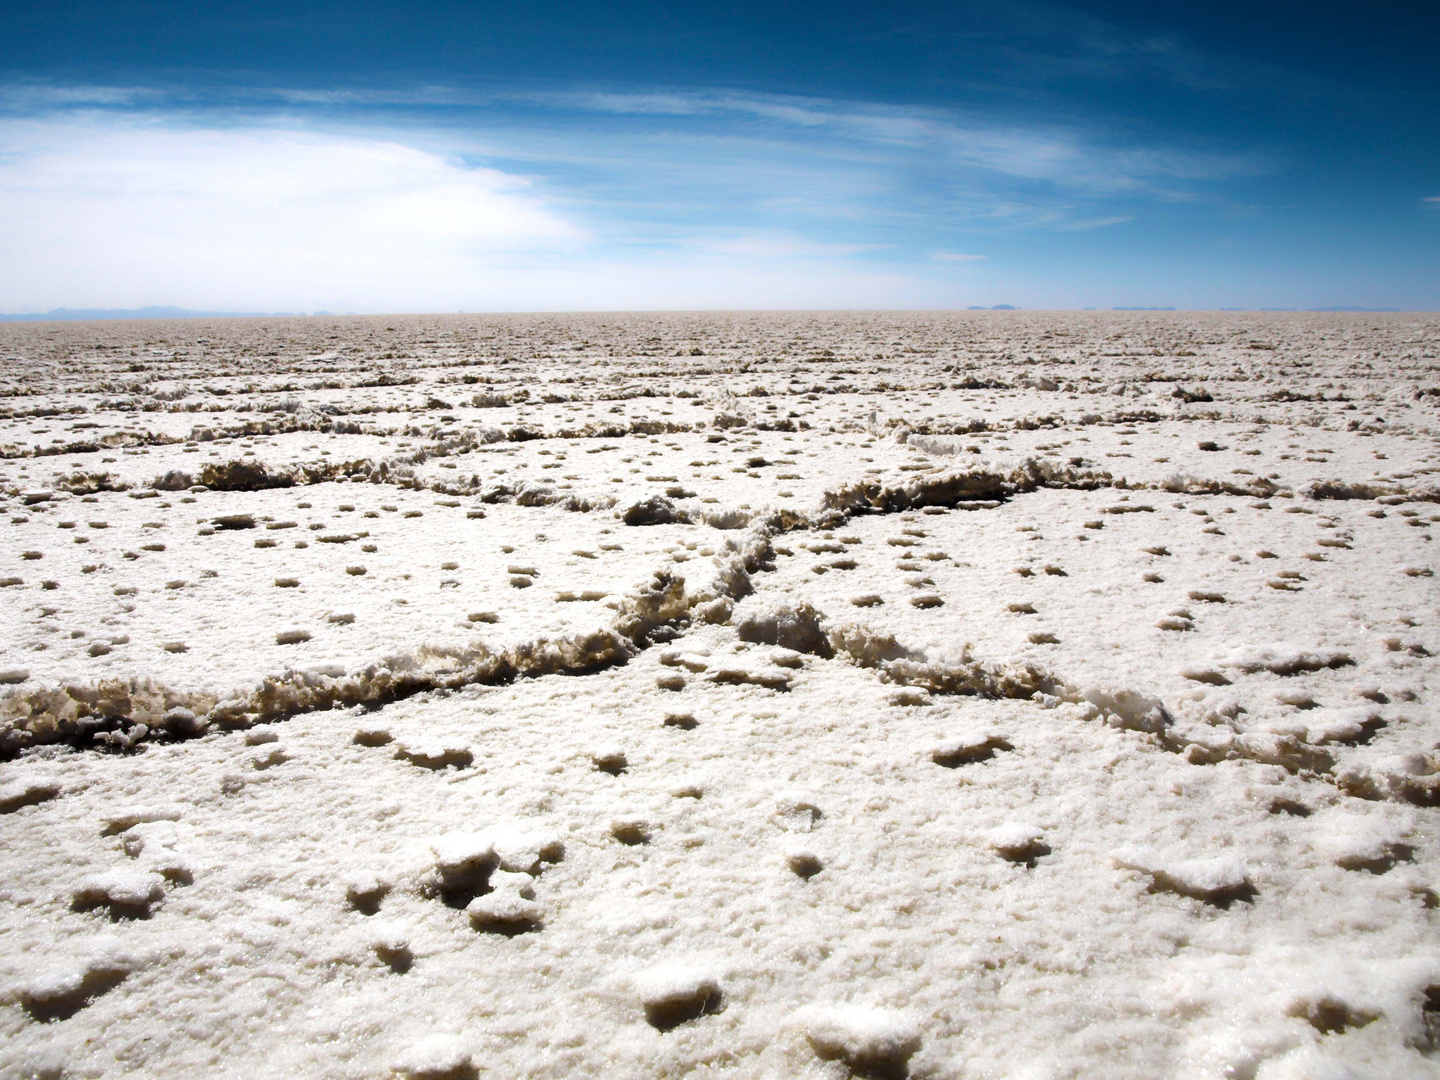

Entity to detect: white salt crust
[0,311,1438,1079]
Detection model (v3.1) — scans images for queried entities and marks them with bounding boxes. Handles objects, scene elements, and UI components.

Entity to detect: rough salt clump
[987,822,1050,865]
[425,833,497,903]
[0,776,61,813]
[797,1004,923,1076]
[774,790,824,832]
[1113,846,1255,906]
[466,869,541,934]
[391,1034,476,1080]
[345,870,391,914]
[368,921,413,973]
[71,868,166,918]
[634,964,722,1029]
[783,843,825,879]
[490,827,565,874]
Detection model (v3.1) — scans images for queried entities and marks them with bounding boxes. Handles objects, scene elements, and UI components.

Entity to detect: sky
[0,0,1436,313]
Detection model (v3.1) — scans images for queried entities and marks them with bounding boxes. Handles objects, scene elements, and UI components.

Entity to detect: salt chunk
[345,870,391,913]
[1303,707,1381,745]
[369,920,413,972]
[161,707,208,736]
[466,888,541,933]
[798,1005,922,1074]
[138,846,192,884]
[634,964,721,1029]
[1318,826,1410,873]
[987,823,1048,862]
[0,777,61,813]
[17,948,133,1022]
[368,920,409,954]
[431,833,496,878]
[1082,687,1170,732]
[391,1034,474,1079]
[425,833,498,903]
[774,790,823,832]
[121,820,178,856]
[101,805,183,835]
[22,965,90,1006]
[590,746,628,774]
[931,734,1011,767]
[1113,846,1254,904]
[610,817,652,845]
[1221,645,1354,676]
[490,828,565,874]
[396,740,473,769]
[783,843,824,879]
[73,868,166,915]
[487,869,536,898]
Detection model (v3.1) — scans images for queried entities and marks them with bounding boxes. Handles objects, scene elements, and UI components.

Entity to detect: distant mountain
[0,306,302,322]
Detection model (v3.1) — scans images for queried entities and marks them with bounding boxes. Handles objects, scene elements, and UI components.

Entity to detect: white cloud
[1055,215,1132,231]
[699,236,885,258]
[0,118,581,311]
[0,86,1255,311]
[544,88,1254,194]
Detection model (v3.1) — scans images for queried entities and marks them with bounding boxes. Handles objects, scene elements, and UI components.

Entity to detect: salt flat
[0,311,1437,1080]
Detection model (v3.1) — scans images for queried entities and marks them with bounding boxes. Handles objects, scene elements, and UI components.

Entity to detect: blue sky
[1,0,1436,312]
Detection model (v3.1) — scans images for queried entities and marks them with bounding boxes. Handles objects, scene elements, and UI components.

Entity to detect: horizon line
[0,305,1423,324]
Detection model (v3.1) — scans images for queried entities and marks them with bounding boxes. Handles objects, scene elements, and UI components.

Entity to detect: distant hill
[0,306,307,322]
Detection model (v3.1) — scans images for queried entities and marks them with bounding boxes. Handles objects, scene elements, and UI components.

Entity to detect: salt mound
[391,1034,475,1080]
[72,868,166,918]
[490,827,565,874]
[798,1004,922,1076]
[13,941,136,1023]
[633,964,721,1029]
[735,602,834,657]
[1221,645,1355,677]
[987,822,1049,864]
[465,873,541,934]
[0,776,60,813]
[1113,846,1255,906]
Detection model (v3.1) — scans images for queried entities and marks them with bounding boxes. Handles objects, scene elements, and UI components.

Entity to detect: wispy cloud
[0,80,1260,199]
[518,87,1257,197]
[698,236,886,258]
[1055,215,1133,231]
[0,80,1268,310]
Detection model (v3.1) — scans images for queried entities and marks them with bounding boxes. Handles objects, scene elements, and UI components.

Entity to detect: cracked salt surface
[1,311,1439,1078]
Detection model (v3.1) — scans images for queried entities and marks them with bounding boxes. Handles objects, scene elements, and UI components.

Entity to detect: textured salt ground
[1,311,1439,1079]
[1,651,1434,1079]
[767,490,1435,697]
[0,492,709,692]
